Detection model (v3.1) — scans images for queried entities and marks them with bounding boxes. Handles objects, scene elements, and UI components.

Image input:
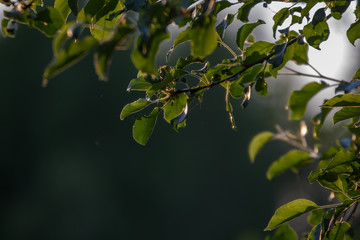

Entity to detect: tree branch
[174,35,303,95]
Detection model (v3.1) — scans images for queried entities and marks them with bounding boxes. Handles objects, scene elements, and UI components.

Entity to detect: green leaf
[120,98,152,120]
[163,93,188,123]
[303,21,329,50]
[133,107,160,146]
[347,21,360,46]
[326,150,356,171]
[255,72,267,96]
[292,41,308,64]
[268,43,287,68]
[216,13,235,39]
[313,103,331,139]
[311,8,326,28]
[77,0,119,23]
[307,209,323,226]
[333,107,360,124]
[265,199,318,231]
[272,8,290,38]
[266,150,312,180]
[288,82,326,120]
[189,15,218,57]
[272,224,298,240]
[54,0,71,21]
[131,31,170,74]
[34,7,65,37]
[43,36,98,86]
[243,41,274,65]
[236,19,265,50]
[323,94,360,108]
[52,22,82,57]
[248,131,273,163]
[90,0,125,41]
[237,0,262,23]
[94,23,133,80]
[301,0,317,18]
[229,82,245,99]
[127,76,152,91]
[326,222,351,240]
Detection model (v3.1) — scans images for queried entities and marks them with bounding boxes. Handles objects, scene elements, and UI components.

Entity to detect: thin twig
[283,66,343,83]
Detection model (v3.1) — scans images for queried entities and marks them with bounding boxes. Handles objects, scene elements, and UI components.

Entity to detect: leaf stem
[218,39,238,59]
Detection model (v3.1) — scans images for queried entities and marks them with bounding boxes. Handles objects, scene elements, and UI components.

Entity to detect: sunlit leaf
[236,19,265,50]
[229,82,245,99]
[248,131,273,163]
[311,8,326,28]
[333,107,360,124]
[120,98,152,120]
[288,82,326,120]
[189,15,218,57]
[326,150,356,171]
[327,222,351,240]
[307,209,323,226]
[127,76,152,91]
[266,150,312,180]
[163,93,188,123]
[265,199,318,231]
[323,94,360,108]
[292,41,308,65]
[347,21,360,46]
[54,0,71,21]
[133,107,160,145]
[353,67,360,80]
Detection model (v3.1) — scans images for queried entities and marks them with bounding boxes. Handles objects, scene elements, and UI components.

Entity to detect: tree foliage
[2,0,360,239]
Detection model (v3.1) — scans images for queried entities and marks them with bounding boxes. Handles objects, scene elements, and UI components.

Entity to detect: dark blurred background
[0,4,359,240]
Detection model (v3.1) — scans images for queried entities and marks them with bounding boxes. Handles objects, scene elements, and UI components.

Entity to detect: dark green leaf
[330,0,350,20]
[124,0,146,11]
[323,94,360,108]
[133,107,160,146]
[303,21,329,50]
[52,22,82,57]
[266,150,312,180]
[163,93,188,123]
[265,199,318,231]
[288,82,326,120]
[336,80,360,93]
[272,8,290,38]
[268,43,287,68]
[333,107,360,124]
[347,21,360,46]
[68,0,78,15]
[34,7,65,37]
[120,98,152,120]
[236,19,265,50]
[237,0,262,23]
[311,8,326,28]
[272,224,298,240]
[248,131,274,163]
[255,72,267,96]
[213,1,232,15]
[43,36,98,86]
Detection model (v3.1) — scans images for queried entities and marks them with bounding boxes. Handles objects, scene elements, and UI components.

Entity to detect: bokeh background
[0,2,359,240]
